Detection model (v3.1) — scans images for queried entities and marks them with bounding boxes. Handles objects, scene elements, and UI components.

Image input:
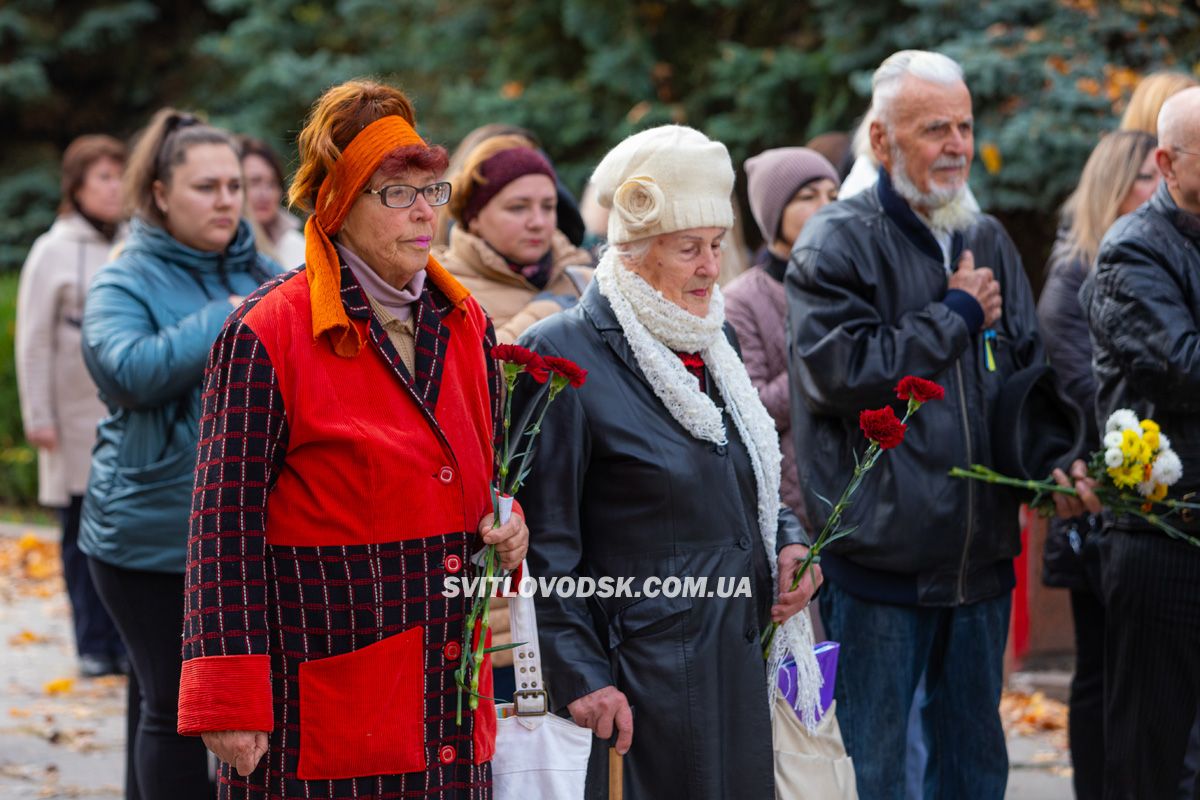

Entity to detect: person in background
[15,134,127,678]
[1082,86,1200,800]
[79,109,278,800]
[238,135,306,268]
[1037,129,1158,800]
[725,146,840,526]
[434,133,592,701]
[436,134,593,344]
[1120,71,1198,135]
[436,122,586,248]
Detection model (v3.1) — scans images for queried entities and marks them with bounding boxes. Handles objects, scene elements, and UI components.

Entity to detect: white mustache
[933,156,968,169]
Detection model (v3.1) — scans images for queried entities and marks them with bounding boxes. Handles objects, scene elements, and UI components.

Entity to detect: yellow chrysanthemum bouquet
[951,409,1200,547]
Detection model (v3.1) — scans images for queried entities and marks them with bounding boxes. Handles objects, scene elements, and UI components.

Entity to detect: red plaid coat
[178,263,503,799]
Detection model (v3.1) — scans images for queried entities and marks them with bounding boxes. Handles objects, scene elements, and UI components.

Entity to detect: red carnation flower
[491,343,549,383]
[542,355,588,388]
[895,376,945,404]
[859,406,907,450]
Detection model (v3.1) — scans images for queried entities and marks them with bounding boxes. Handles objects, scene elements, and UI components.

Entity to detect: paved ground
[0,522,1071,799]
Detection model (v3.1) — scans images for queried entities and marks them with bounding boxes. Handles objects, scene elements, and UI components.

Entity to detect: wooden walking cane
[608,747,623,800]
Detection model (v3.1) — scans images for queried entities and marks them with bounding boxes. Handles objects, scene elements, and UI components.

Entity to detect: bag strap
[507,561,549,716]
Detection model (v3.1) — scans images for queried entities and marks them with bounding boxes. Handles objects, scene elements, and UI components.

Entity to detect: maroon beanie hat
[461,147,556,226]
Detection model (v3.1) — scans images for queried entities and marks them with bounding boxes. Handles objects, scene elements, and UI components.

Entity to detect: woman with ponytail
[79,108,279,799]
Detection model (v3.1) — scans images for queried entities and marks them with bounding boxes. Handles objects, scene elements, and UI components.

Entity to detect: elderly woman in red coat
[176,79,528,799]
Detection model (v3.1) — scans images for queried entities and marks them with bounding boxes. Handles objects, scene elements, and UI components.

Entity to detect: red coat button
[439,744,456,764]
[444,641,461,660]
[444,554,462,574]
[438,466,454,484]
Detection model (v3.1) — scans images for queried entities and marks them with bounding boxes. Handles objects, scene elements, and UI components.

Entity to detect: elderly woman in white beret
[513,125,824,798]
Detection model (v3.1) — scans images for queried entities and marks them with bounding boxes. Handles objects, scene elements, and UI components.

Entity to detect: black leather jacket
[1082,182,1200,534]
[787,174,1052,606]
[513,284,804,799]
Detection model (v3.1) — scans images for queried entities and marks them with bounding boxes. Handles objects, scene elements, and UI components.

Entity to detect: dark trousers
[820,581,1011,800]
[1064,529,1107,800]
[1100,529,1200,800]
[89,558,211,800]
[59,496,122,659]
[1069,586,1106,800]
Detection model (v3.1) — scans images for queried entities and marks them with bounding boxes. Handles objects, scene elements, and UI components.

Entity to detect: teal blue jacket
[80,218,280,572]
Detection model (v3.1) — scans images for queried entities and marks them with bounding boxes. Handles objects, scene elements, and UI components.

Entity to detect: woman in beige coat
[15,134,126,677]
[433,135,592,697]
[435,134,593,344]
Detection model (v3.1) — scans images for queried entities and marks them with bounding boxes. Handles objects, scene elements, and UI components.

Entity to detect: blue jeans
[820,580,1011,800]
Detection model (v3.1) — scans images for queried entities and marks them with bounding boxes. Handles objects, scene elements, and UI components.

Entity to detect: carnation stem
[762,402,923,659]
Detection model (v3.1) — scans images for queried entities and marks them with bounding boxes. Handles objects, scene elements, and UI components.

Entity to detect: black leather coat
[1082,182,1200,534]
[787,177,1055,606]
[513,283,805,799]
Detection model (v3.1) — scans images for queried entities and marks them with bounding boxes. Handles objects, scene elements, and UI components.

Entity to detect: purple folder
[776,641,840,721]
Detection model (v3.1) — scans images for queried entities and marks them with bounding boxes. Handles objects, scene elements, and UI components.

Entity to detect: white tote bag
[492,562,593,799]
[772,693,858,800]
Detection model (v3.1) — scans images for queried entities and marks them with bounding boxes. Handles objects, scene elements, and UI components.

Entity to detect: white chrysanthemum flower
[1137,480,1156,498]
[1105,447,1125,468]
[1106,409,1140,434]
[1159,433,1172,452]
[1103,431,1124,449]
[1152,449,1183,486]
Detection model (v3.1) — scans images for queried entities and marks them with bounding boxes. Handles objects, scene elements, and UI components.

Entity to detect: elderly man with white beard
[786,50,1098,799]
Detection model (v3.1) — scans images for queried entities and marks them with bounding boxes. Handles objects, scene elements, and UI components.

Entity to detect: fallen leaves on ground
[0,533,63,602]
[42,677,74,696]
[8,628,50,646]
[1001,690,1068,735]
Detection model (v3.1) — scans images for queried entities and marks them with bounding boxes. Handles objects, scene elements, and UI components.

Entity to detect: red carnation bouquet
[762,375,944,655]
[456,344,587,723]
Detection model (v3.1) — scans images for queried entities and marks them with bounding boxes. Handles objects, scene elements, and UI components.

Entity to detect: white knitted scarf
[594,249,822,727]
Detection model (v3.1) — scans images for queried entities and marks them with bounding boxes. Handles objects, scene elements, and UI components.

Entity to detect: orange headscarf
[304,115,470,358]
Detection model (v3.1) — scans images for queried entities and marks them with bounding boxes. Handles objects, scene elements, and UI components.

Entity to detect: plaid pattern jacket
[178,263,503,800]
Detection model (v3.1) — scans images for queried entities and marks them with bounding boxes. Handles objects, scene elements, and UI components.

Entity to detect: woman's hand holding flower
[477,510,528,570]
[772,543,822,624]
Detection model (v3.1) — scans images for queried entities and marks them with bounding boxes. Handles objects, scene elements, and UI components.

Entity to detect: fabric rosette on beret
[590,124,735,244]
[613,176,665,236]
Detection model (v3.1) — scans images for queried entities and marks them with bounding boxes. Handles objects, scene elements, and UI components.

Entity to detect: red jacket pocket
[298,626,426,780]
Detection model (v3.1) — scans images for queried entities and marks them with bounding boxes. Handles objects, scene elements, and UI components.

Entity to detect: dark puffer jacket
[1082,182,1200,535]
[788,169,1067,607]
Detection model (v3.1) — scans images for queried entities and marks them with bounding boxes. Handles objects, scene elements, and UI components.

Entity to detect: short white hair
[1157,86,1200,149]
[871,50,965,124]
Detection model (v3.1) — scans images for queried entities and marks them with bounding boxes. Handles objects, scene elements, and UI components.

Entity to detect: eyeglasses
[1173,146,1200,159]
[363,181,452,209]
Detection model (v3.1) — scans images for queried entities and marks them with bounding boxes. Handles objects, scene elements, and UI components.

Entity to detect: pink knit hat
[744,147,839,244]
